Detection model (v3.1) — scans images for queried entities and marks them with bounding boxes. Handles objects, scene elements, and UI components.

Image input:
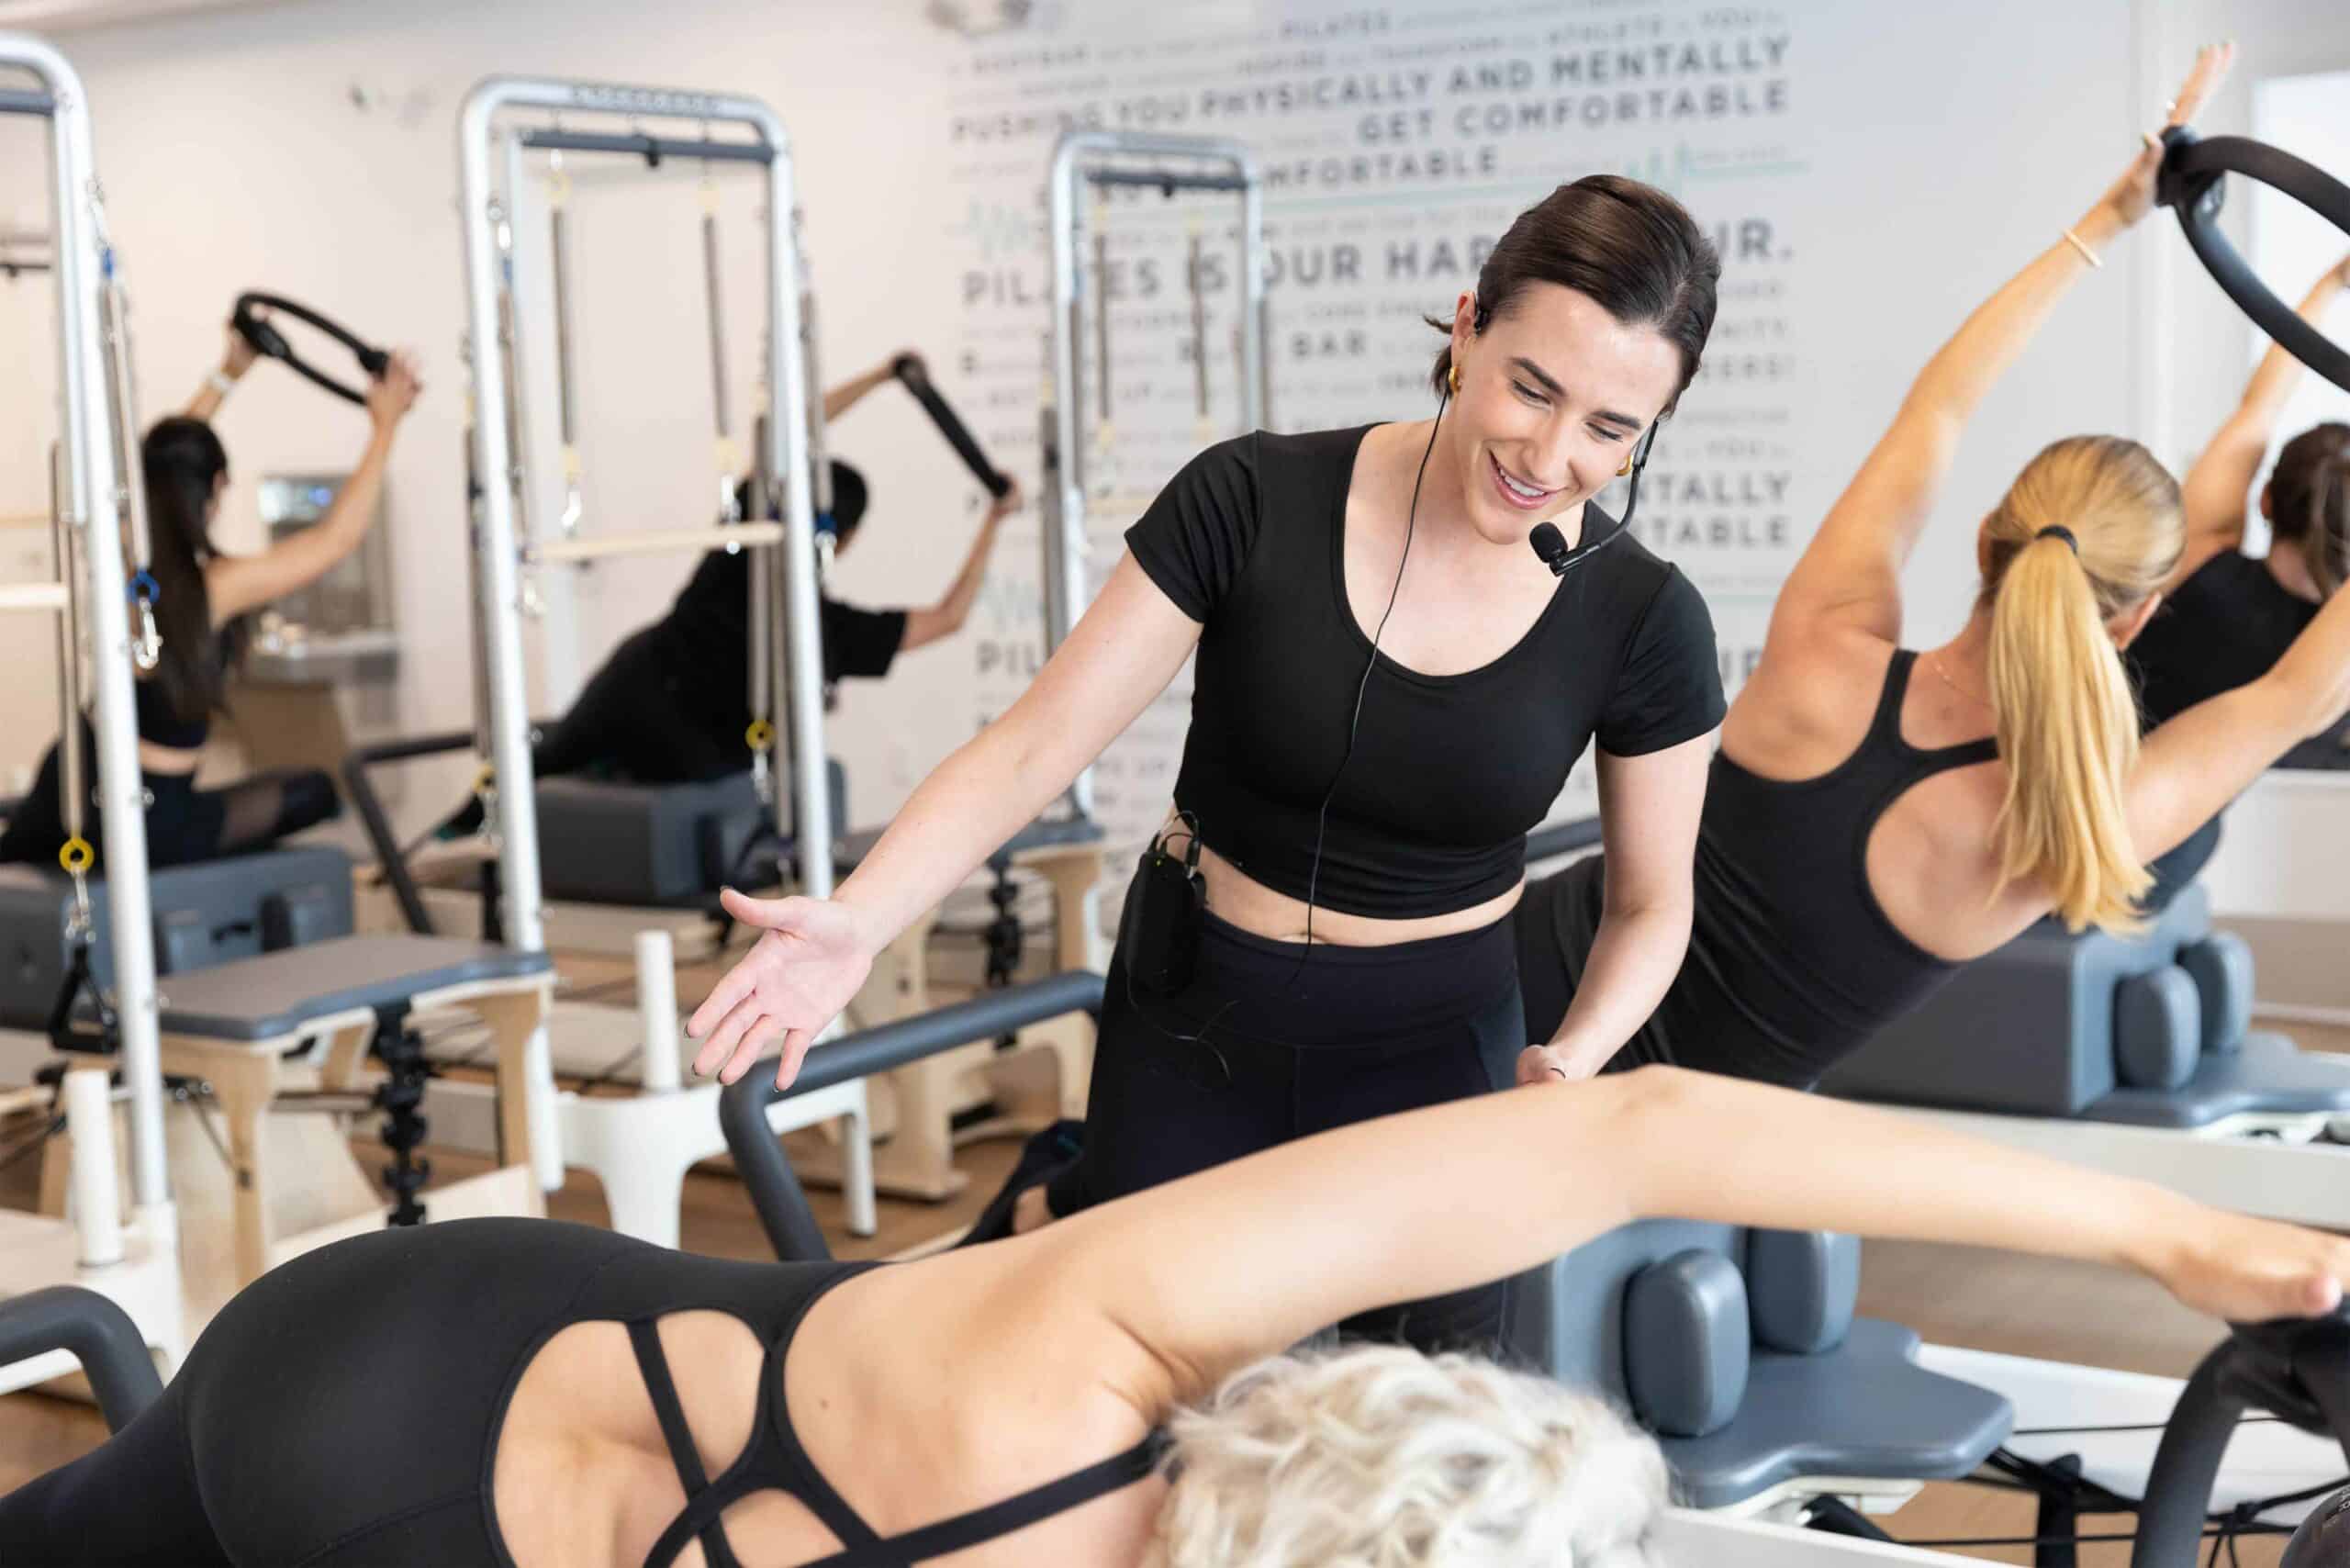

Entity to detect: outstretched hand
[688,889,878,1090]
[2148,1203,2350,1325]
[2098,41,2233,230]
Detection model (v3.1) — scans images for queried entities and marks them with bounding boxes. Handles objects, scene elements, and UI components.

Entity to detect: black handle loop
[892,353,1013,498]
[231,291,392,407]
[2158,128,2350,395]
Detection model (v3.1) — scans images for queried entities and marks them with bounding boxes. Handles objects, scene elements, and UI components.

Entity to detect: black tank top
[1528,650,1998,1087]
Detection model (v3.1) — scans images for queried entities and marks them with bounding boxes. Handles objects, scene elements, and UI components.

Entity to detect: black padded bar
[2133,1309,2350,1566]
[1526,815,1602,863]
[342,729,476,936]
[720,969,1106,1260]
[892,355,1012,498]
[517,129,773,166]
[0,89,57,118]
[1086,167,1250,193]
[2160,129,2350,394]
[0,1287,161,1433]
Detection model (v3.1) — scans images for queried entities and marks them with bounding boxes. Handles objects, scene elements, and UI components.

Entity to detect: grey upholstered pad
[2085,1032,2350,1127]
[152,935,549,1041]
[1661,1318,2015,1510]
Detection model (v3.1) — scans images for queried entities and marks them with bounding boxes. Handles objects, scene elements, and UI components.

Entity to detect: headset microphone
[1529,522,1571,576]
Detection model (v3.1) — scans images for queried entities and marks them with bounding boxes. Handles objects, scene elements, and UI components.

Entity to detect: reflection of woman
[2128,252,2350,873]
[1525,47,2350,1073]
[0,330,421,870]
[689,175,1729,1354]
[6,1064,2346,1567]
[434,354,1015,831]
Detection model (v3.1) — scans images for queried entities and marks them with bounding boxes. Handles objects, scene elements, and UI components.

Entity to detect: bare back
[490,1242,1168,1568]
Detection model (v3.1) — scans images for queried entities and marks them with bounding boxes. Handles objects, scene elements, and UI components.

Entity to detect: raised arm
[183,320,257,422]
[204,353,420,623]
[689,551,1203,1086]
[901,480,1020,652]
[1042,1062,2350,1399]
[1767,45,2232,649]
[2128,573,2350,857]
[2173,254,2350,588]
[822,351,912,423]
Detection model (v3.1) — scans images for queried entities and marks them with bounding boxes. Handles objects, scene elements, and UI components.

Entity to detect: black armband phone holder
[1123,816,1205,998]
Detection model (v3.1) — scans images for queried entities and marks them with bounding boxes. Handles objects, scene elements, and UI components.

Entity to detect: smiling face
[1441,283,1683,548]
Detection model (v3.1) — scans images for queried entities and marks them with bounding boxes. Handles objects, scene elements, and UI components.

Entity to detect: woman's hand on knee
[688,890,878,1089]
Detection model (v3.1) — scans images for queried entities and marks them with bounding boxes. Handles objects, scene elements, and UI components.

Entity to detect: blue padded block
[0,846,353,1032]
[1623,1250,1748,1439]
[2178,933,2255,1055]
[1745,1230,1859,1355]
[1823,885,2209,1116]
[2115,967,2199,1091]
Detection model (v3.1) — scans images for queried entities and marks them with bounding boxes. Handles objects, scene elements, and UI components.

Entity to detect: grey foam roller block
[1745,1230,1859,1355]
[2178,933,2255,1055]
[1623,1249,1750,1439]
[2115,967,2199,1091]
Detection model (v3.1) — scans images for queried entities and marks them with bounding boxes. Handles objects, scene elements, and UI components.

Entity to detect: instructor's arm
[690,552,1201,1087]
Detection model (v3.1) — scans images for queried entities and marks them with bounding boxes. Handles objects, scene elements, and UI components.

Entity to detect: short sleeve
[820,599,909,683]
[1595,566,1726,756]
[1123,434,1261,624]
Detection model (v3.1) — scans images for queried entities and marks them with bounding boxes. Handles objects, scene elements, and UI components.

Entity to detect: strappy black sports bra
[500,1231,1169,1568]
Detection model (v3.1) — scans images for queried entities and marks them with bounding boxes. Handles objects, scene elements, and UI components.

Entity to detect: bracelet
[2062,229,2104,270]
[206,369,236,397]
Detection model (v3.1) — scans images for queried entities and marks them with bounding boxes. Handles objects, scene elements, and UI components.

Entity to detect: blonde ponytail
[1981,436,2183,933]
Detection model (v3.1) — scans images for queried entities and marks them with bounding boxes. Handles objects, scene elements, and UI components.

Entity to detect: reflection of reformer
[1822,879,2350,1229]
[2,40,547,1361]
[1041,129,1267,823]
[715,973,2350,1567]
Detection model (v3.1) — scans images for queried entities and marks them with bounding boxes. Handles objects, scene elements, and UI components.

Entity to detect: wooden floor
[5,1015,2345,1562]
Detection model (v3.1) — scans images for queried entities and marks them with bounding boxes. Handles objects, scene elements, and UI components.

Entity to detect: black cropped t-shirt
[1126,426,1724,918]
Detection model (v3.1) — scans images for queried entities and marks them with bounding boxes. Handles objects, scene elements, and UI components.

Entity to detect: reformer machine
[718,972,2350,1566]
[0,28,183,1383]
[444,74,876,1243]
[0,49,548,1327]
[1041,129,1267,823]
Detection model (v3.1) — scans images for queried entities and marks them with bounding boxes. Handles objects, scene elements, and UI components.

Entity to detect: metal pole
[764,137,833,898]
[461,80,559,1188]
[15,32,168,1213]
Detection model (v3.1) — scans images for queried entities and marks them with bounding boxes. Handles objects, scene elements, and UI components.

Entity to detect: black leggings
[0,720,338,872]
[1050,863,1528,1355]
[533,626,743,786]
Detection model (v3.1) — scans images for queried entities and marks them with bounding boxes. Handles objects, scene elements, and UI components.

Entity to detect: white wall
[2,0,2324,851]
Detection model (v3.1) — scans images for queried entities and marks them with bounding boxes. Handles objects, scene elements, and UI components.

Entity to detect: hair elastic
[2035,525,2079,554]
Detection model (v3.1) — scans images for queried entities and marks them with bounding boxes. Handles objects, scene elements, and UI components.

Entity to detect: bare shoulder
[1723,623,1897,782]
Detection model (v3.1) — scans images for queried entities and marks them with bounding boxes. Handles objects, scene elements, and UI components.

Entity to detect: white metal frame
[457,76,867,1239]
[1041,129,1266,818]
[0,28,181,1381]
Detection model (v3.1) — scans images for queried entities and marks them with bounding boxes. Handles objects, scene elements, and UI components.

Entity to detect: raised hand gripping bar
[891,353,1012,498]
[232,291,391,407]
[2158,128,2350,395]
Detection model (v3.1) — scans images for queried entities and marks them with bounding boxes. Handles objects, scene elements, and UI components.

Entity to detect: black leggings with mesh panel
[0,719,339,871]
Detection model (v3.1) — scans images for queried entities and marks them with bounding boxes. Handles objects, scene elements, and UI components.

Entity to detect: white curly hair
[1147,1344,1667,1567]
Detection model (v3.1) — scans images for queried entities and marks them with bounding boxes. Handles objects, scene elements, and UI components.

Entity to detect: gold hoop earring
[1449,364,1461,395]
[1617,451,1634,477]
